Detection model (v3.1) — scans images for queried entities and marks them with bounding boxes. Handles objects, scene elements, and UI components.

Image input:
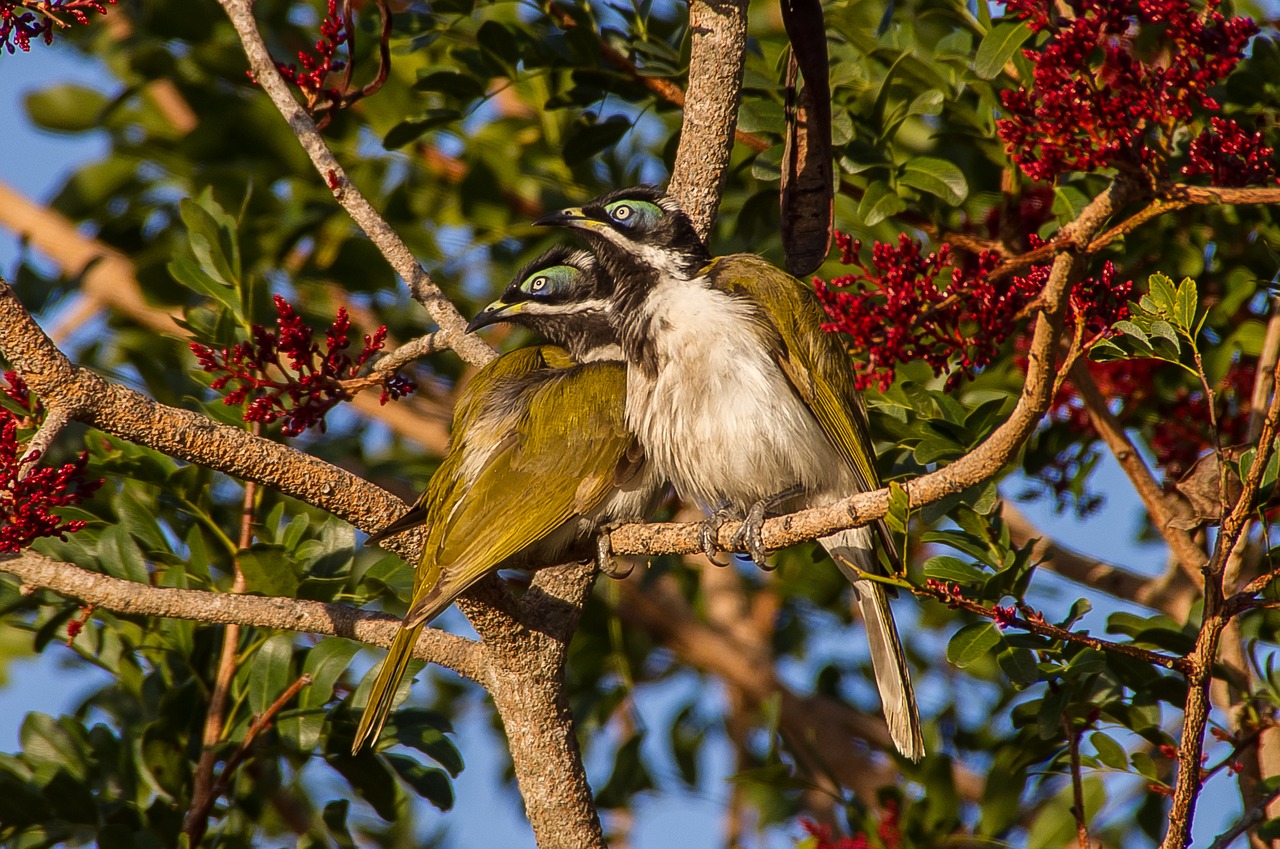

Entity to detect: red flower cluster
[815,232,1130,390]
[189,296,414,436]
[1,373,101,553]
[1181,117,1277,186]
[274,0,349,103]
[799,804,901,849]
[996,0,1258,182]
[0,0,115,53]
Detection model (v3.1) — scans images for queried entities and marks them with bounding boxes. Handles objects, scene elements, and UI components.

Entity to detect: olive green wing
[708,254,900,568]
[404,355,632,626]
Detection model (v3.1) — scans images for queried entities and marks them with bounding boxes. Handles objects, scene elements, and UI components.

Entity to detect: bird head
[467,246,620,362]
[533,186,711,283]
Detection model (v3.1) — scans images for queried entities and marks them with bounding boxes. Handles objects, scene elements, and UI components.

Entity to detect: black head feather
[467,245,620,362]
[536,186,711,284]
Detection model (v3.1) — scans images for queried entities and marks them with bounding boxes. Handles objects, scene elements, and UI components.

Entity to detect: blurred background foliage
[2,0,1280,846]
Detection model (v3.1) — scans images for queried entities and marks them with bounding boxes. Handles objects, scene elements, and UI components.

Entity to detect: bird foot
[730,499,771,569]
[595,520,636,579]
[700,504,737,567]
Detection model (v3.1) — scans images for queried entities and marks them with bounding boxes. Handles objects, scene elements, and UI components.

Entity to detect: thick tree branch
[0,548,482,679]
[665,0,750,238]
[465,563,608,849]
[214,0,494,369]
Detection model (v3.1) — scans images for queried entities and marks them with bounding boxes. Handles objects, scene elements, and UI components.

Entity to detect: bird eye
[531,276,548,292]
[611,204,633,222]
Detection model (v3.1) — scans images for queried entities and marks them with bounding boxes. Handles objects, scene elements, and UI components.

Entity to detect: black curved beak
[532,206,602,230]
[466,299,516,333]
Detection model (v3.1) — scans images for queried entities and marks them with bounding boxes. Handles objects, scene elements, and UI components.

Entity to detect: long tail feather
[823,528,924,762]
[351,623,422,755]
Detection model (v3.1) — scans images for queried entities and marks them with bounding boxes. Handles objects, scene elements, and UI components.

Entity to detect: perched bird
[352,246,658,754]
[535,187,924,760]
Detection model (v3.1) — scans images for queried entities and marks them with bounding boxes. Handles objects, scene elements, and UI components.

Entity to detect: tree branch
[1067,359,1207,578]
[665,0,751,238]
[0,548,483,680]
[1162,354,1280,849]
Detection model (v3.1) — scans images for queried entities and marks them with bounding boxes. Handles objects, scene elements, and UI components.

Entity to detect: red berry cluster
[0,0,115,53]
[996,0,1258,183]
[1,373,101,553]
[815,232,1130,390]
[189,296,414,437]
[799,803,901,849]
[1181,117,1277,187]
[273,0,348,104]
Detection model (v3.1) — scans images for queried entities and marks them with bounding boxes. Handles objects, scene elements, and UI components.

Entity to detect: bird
[351,246,660,754]
[534,186,924,761]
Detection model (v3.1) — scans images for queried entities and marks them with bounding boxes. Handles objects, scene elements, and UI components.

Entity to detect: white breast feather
[627,280,853,511]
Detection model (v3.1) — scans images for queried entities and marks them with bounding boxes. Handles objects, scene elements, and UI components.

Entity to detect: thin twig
[1204,783,1280,849]
[182,456,258,846]
[206,674,314,807]
[1064,711,1091,849]
[17,406,71,477]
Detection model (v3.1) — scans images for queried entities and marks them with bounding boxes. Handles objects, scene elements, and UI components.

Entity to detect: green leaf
[1147,320,1181,358]
[25,84,110,133]
[327,754,400,821]
[947,622,1003,668]
[858,180,906,226]
[885,481,911,535]
[476,21,519,69]
[98,522,150,584]
[178,196,239,290]
[1028,778,1105,849]
[900,157,969,205]
[1087,338,1130,362]
[595,734,654,809]
[20,714,88,781]
[1147,272,1177,317]
[413,70,486,101]
[393,709,463,777]
[322,799,357,849]
[385,754,454,810]
[562,115,631,164]
[1090,731,1128,771]
[249,633,294,717]
[300,639,360,708]
[1175,277,1198,330]
[923,555,986,585]
[752,146,784,182]
[997,646,1039,686]
[973,21,1033,79]
[238,544,299,598]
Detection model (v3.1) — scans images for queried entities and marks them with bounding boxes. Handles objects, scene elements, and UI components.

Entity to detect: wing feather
[405,349,631,626]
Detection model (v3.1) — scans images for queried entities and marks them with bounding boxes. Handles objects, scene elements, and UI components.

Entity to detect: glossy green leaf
[973,21,1033,79]
[947,622,1003,668]
[900,157,969,204]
